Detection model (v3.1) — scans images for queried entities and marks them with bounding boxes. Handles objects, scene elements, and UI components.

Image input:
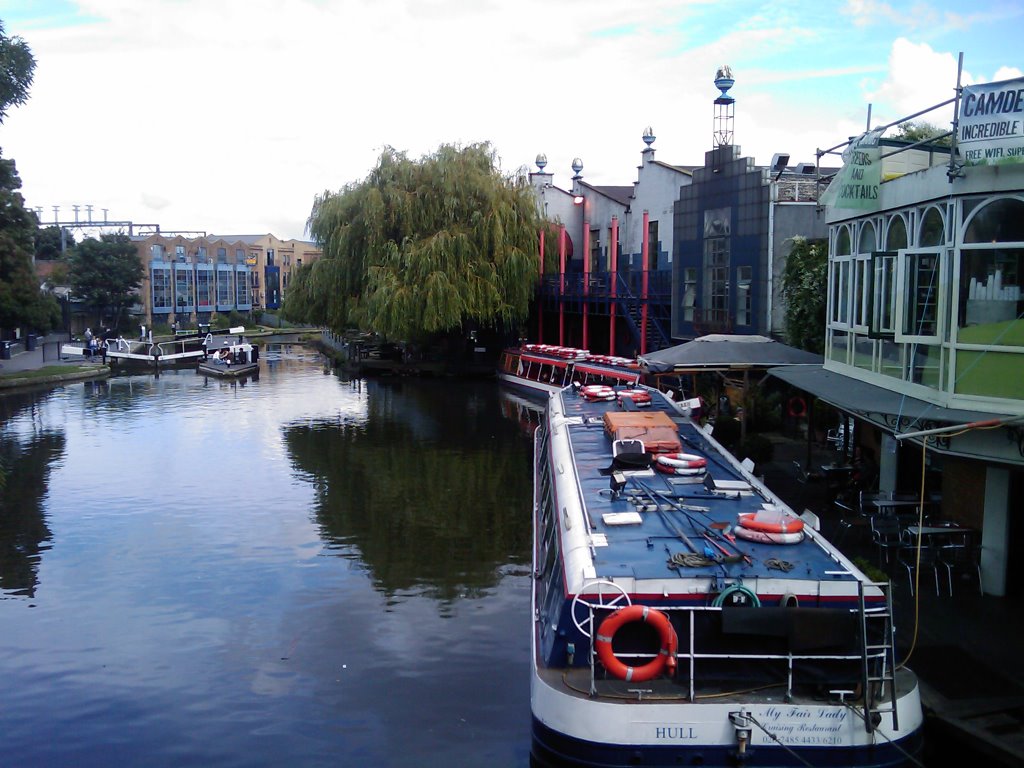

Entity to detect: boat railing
[578,601,888,705]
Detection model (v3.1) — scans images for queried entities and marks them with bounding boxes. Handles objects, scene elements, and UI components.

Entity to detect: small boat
[197,328,260,378]
[498,343,642,401]
[531,383,924,767]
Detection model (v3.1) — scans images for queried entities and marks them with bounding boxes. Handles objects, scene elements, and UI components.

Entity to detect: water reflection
[0,391,66,597]
[283,378,533,603]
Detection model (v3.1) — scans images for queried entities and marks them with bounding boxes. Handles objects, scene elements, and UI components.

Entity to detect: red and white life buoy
[581,384,616,401]
[616,389,652,406]
[595,605,677,682]
[656,453,707,470]
[733,525,805,545]
[737,512,804,535]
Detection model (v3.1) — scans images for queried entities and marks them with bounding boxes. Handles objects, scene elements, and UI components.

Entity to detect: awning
[641,334,822,374]
[768,364,1023,465]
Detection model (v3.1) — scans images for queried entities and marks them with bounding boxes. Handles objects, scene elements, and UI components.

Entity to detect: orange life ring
[595,605,677,682]
[737,512,805,535]
[733,525,805,545]
[656,453,707,470]
[617,389,652,406]
[581,384,616,401]
[787,397,807,418]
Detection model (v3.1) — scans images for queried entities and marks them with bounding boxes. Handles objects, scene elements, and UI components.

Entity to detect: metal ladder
[858,579,899,733]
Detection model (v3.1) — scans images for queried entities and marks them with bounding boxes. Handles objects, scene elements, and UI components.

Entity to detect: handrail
[581,601,884,703]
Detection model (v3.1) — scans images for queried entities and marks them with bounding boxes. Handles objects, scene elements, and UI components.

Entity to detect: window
[920,207,946,247]
[831,260,850,324]
[736,266,752,326]
[590,228,601,273]
[217,270,234,306]
[648,219,660,270]
[236,270,249,306]
[958,249,1022,342]
[901,251,940,338]
[235,249,245,265]
[703,208,731,325]
[704,238,729,323]
[198,246,208,263]
[682,267,697,322]
[869,251,897,338]
[151,266,172,310]
[196,269,213,309]
[174,265,194,312]
[150,244,165,260]
[175,245,186,262]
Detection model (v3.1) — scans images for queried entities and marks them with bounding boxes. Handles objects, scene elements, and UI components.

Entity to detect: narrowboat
[498,343,642,401]
[198,330,260,378]
[531,384,923,767]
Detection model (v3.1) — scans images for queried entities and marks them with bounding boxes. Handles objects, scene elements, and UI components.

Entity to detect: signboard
[245,254,259,266]
[819,127,884,210]
[958,76,1024,166]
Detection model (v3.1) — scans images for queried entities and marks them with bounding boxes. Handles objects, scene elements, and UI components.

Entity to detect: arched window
[919,207,945,247]
[835,226,851,256]
[886,216,908,250]
[964,198,1024,243]
[858,222,876,254]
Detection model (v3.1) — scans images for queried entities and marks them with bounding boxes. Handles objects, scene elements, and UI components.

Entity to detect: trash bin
[0,341,10,360]
[25,334,36,351]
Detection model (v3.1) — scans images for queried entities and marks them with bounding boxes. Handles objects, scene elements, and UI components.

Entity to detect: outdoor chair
[938,536,983,596]
[897,538,944,596]
[869,514,904,568]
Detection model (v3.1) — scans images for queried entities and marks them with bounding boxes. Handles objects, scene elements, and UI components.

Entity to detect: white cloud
[1,1,1019,239]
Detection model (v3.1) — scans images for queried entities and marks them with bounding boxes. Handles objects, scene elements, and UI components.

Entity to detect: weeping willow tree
[286,142,548,340]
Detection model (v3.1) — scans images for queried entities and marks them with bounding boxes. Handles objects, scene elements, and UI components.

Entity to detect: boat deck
[555,388,859,588]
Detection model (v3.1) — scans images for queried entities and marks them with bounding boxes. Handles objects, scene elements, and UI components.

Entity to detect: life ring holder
[787,396,807,418]
[570,579,631,638]
[594,605,678,682]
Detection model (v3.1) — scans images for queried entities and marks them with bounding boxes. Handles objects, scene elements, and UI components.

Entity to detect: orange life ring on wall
[595,605,678,682]
[787,397,807,418]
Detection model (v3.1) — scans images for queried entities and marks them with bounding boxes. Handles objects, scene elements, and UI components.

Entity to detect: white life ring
[733,525,805,545]
[581,384,615,401]
[656,453,707,470]
[617,389,652,406]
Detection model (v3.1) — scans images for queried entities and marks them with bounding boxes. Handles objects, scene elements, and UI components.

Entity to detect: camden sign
[959,76,1024,166]
[819,127,884,210]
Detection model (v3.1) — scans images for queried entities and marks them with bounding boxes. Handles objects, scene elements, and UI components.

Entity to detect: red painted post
[538,229,544,343]
[582,224,590,351]
[609,217,618,357]
[641,210,650,356]
[559,224,566,347]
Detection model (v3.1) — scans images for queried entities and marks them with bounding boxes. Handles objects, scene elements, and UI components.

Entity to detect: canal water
[0,343,539,767]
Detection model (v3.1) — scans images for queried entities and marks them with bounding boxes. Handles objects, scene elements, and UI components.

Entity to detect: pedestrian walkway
[761,432,1024,766]
[0,333,108,387]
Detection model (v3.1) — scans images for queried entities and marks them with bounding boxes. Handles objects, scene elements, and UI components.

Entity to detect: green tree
[289,142,546,340]
[34,225,74,260]
[0,150,60,334]
[781,236,828,354]
[66,234,144,330]
[0,20,35,123]
[891,120,952,147]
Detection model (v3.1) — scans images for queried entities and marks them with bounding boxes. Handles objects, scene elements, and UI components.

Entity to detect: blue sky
[0,0,1020,240]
